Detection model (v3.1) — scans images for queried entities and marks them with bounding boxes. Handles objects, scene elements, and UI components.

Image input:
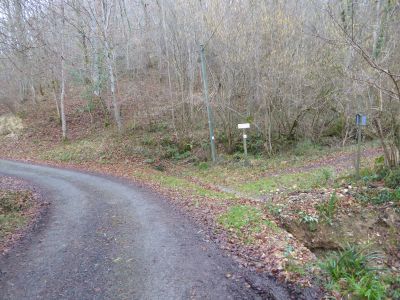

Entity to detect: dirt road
[0,160,299,300]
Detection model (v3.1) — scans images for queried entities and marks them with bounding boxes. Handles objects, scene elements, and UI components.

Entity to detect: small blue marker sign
[356,114,367,126]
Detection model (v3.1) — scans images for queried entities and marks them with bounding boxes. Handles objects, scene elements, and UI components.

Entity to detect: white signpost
[238,123,250,162]
[238,123,250,129]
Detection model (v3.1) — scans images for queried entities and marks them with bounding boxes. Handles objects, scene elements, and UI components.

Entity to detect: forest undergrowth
[0,105,399,299]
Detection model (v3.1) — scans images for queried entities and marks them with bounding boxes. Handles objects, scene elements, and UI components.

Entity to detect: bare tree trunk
[13,0,29,103]
[372,0,383,58]
[52,80,60,118]
[30,82,36,104]
[160,1,174,108]
[264,97,273,154]
[105,42,122,132]
[374,117,392,167]
[101,0,123,132]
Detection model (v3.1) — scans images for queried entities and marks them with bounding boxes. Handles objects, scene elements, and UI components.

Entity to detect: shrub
[247,132,265,155]
[162,145,179,159]
[374,156,390,180]
[229,131,265,155]
[373,189,399,204]
[197,162,209,171]
[324,116,345,138]
[360,168,380,183]
[232,152,243,161]
[384,168,400,189]
[293,139,322,156]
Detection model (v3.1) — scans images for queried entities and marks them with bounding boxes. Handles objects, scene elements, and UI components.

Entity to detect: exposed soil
[268,189,400,270]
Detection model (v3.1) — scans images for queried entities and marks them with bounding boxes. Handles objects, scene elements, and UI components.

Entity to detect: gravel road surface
[0,160,297,300]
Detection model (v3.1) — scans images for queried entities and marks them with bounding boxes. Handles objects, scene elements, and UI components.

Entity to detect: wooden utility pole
[356,122,361,179]
[200,45,217,162]
[60,0,67,140]
[355,114,366,179]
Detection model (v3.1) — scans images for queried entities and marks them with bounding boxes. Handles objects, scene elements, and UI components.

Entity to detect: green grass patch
[218,205,264,233]
[184,142,380,194]
[285,260,307,276]
[41,139,104,162]
[134,171,236,200]
[237,167,334,195]
[0,190,32,241]
[0,213,29,241]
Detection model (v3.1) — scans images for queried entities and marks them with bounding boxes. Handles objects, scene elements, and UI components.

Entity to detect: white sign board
[238,123,250,129]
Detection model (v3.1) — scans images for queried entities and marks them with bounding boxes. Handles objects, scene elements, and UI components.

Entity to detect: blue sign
[356,114,367,126]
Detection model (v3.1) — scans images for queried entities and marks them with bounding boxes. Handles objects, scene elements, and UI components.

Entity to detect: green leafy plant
[265,203,283,216]
[373,189,400,204]
[322,168,333,182]
[360,167,380,183]
[356,188,400,205]
[320,244,386,300]
[346,274,386,300]
[313,168,334,187]
[316,192,338,225]
[299,211,319,231]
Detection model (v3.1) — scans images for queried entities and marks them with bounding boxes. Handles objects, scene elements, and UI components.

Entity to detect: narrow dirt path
[211,148,382,202]
[265,147,382,177]
[0,160,300,300]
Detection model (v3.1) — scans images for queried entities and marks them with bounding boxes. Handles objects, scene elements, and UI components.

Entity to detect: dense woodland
[0,0,399,166]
